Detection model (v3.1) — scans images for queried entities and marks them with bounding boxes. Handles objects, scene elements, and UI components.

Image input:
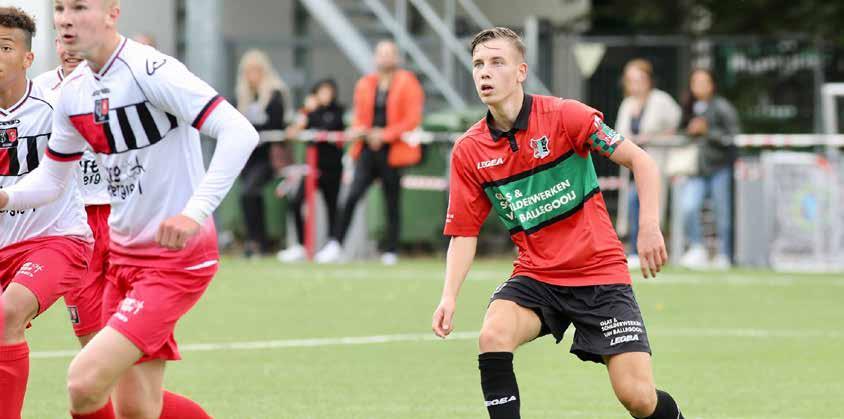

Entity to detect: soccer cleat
[679,245,708,270]
[711,253,731,271]
[381,252,398,266]
[276,244,306,263]
[314,240,343,264]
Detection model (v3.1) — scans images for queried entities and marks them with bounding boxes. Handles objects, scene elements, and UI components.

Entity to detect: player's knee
[478,324,518,352]
[1,296,35,341]
[616,381,657,417]
[67,361,109,410]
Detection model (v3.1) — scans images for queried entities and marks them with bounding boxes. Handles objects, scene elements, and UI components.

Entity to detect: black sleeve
[259,90,286,131]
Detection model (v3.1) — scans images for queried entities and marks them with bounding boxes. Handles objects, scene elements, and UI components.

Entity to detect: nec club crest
[94,98,110,124]
[0,127,18,148]
[529,135,550,159]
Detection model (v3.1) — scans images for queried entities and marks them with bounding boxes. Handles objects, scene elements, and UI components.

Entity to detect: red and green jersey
[444,94,629,286]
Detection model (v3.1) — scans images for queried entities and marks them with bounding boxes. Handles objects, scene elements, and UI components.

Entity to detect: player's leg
[1,240,89,419]
[71,265,216,418]
[110,359,165,419]
[564,284,685,418]
[478,299,543,419]
[67,327,140,418]
[605,352,684,419]
[0,283,38,419]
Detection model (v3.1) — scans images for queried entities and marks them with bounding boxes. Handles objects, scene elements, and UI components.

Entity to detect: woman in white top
[615,59,681,268]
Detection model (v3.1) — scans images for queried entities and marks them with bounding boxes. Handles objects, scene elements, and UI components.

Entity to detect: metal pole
[364,0,468,109]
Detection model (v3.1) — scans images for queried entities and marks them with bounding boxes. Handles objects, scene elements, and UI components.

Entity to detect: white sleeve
[135,51,223,130]
[180,100,259,224]
[3,157,76,210]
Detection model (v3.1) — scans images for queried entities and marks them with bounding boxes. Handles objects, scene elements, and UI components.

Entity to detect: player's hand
[636,222,667,279]
[156,215,201,250]
[0,191,8,209]
[432,297,456,338]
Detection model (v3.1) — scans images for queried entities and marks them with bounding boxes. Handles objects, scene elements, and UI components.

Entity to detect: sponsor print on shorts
[16,262,44,278]
[483,151,600,234]
[600,317,645,347]
[115,297,145,322]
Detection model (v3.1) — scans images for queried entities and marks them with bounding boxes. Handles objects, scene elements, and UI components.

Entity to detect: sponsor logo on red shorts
[115,297,144,322]
[17,262,44,278]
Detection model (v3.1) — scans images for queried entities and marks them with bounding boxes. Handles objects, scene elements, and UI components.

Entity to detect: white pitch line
[30,327,843,360]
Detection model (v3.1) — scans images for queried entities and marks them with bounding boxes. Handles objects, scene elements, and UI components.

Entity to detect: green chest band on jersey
[483,151,600,234]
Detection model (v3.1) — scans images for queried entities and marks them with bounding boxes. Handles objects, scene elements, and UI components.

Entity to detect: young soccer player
[0,0,260,417]
[34,37,110,348]
[432,28,685,419]
[0,7,93,418]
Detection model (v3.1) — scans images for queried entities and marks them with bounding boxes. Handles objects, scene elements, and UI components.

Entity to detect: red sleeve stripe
[46,147,83,162]
[192,95,225,130]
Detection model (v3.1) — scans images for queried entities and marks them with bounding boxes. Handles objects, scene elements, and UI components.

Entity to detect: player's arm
[608,139,667,279]
[0,98,86,210]
[138,55,260,250]
[563,100,667,278]
[433,236,478,338]
[433,144,490,338]
[0,157,76,209]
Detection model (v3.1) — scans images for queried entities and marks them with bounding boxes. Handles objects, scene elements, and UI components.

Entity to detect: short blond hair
[470,27,525,59]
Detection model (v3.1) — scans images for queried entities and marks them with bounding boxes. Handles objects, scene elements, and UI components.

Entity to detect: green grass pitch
[21,257,843,418]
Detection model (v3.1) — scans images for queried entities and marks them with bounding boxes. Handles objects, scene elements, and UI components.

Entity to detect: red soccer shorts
[103,262,217,363]
[0,236,92,318]
[64,204,111,337]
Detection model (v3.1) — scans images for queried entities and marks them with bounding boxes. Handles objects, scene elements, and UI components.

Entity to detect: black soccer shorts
[489,275,652,364]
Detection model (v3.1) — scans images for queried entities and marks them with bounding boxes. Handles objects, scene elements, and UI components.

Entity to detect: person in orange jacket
[315,40,424,265]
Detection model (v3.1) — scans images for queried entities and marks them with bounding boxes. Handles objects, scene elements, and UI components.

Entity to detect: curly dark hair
[0,7,36,50]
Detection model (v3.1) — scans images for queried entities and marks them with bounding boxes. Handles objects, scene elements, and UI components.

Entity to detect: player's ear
[23,51,34,71]
[517,62,528,84]
[105,2,121,27]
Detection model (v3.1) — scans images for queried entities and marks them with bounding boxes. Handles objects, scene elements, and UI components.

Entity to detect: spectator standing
[678,68,740,270]
[277,79,345,262]
[235,49,288,257]
[315,40,424,265]
[615,59,681,269]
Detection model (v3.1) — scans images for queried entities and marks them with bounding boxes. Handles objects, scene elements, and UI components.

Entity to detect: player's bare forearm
[442,236,478,300]
[0,190,8,209]
[433,236,477,338]
[610,141,659,228]
[610,140,667,277]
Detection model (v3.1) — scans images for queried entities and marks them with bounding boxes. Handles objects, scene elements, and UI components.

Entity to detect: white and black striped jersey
[33,67,110,206]
[46,37,223,268]
[0,81,90,248]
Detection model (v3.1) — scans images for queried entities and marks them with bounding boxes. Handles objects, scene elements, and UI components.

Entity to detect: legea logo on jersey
[529,135,550,159]
[94,98,110,124]
[0,127,18,148]
[477,157,504,169]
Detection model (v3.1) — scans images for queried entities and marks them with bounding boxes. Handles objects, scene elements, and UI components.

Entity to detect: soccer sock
[70,399,115,419]
[159,390,211,419]
[637,389,684,419]
[479,352,520,419]
[0,342,30,419]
